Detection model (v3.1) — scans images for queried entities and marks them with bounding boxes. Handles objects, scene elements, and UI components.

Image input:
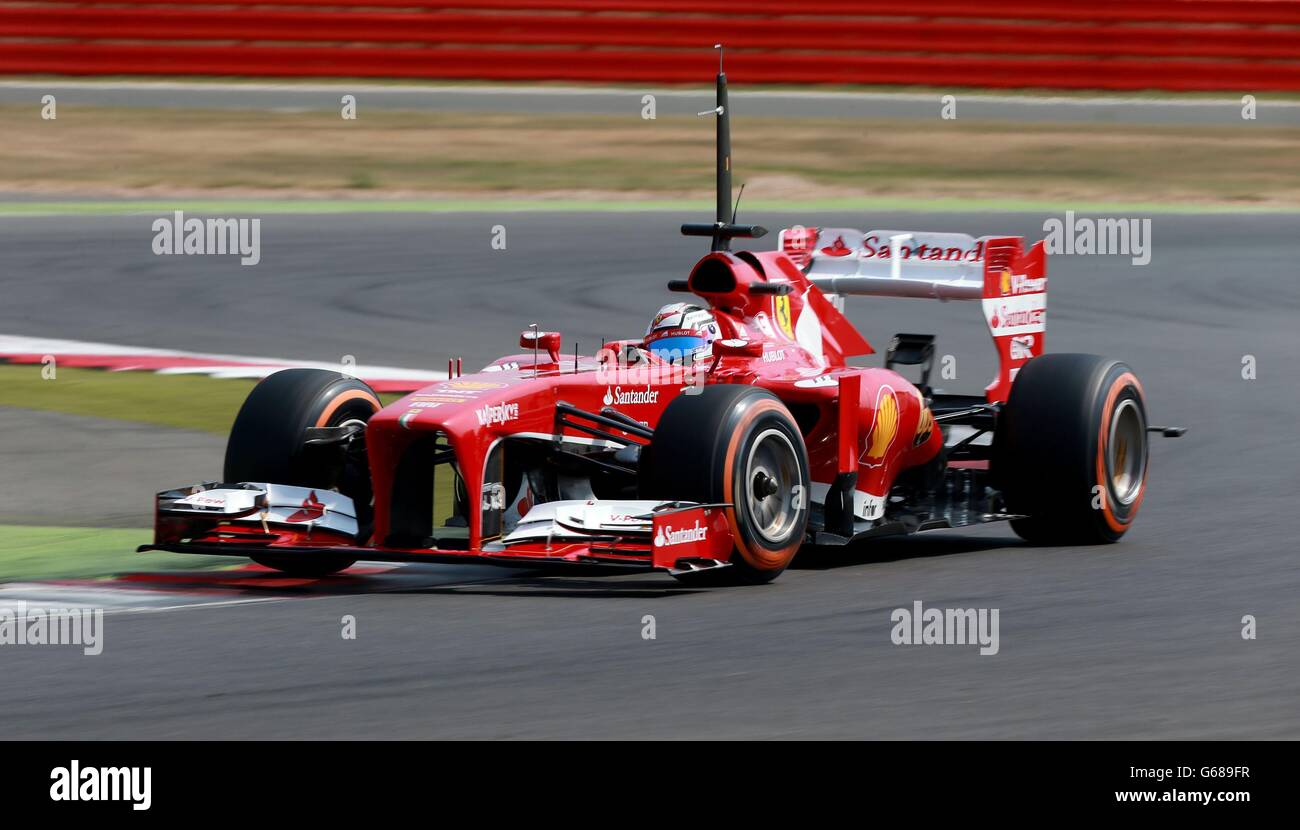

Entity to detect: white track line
[0,333,446,385]
[0,569,530,616]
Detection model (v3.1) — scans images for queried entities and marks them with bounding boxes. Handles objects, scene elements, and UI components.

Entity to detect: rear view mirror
[520,330,562,363]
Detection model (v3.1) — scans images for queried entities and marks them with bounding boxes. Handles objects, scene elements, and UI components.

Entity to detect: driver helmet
[644,302,721,363]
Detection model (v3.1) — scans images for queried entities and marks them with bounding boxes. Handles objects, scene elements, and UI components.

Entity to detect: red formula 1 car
[142,67,1183,585]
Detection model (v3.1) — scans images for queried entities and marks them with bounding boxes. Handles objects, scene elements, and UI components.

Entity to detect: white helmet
[644,302,721,363]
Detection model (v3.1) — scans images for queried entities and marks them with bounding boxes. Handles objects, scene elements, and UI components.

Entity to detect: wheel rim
[743,428,801,544]
[1107,398,1147,506]
[314,416,369,490]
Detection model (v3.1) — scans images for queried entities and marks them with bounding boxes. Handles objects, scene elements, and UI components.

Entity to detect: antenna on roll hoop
[681,44,767,253]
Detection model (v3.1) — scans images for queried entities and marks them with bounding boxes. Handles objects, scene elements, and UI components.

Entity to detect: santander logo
[862,234,984,262]
[820,235,853,257]
[984,292,1046,336]
[604,385,659,407]
[992,305,1044,329]
[654,520,708,547]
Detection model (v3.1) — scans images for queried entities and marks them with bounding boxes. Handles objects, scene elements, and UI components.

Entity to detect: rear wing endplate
[777,227,1047,403]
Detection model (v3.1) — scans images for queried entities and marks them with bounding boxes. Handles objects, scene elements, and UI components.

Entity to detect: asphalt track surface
[3,80,1299,126]
[1,211,1297,738]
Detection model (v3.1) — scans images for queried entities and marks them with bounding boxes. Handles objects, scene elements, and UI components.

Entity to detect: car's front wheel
[224,368,381,576]
[640,385,810,585]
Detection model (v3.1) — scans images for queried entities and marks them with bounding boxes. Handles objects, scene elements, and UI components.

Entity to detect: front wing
[139,482,735,575]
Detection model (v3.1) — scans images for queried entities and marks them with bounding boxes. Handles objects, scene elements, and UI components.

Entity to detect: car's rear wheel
[994,353,1149,544]
[640,385,810,585]
[224,368,381,576]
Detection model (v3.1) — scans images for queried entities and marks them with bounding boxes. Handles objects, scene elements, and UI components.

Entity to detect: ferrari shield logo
[774,294,795,339]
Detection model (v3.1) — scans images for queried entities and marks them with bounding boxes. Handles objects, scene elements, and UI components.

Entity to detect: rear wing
[777,226,1047,403]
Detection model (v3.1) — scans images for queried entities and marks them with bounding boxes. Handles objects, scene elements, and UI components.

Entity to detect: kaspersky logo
[654,520,708,547]
[603,385,659,407]
[475,401,519,427]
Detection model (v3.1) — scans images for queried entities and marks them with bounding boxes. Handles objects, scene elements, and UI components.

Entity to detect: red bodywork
[156,234,1048,574]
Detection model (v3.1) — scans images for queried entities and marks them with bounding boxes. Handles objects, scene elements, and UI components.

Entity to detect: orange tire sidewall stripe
[1095,372,1145,533]
[722,398,802,571]
[315,389,381,428]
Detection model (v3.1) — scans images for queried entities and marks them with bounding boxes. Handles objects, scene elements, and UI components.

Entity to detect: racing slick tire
[223,368,381,576]
[994,354,1149,545]
[641,385,810,585]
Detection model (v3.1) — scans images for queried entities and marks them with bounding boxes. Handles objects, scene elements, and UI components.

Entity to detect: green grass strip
[0,364,257,435]
[0,524,233,582]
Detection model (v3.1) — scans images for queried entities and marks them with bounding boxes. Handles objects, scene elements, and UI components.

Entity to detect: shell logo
[1000,268,1012,296]
[913,406,934,447]
[861,385,899,468]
